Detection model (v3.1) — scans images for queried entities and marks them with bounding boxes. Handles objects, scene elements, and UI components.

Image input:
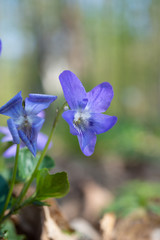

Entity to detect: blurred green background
[0,0,160,163]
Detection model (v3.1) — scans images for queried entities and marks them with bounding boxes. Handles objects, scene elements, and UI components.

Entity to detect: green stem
[17,102,67,206]
[0,144,20,223]
[1,196,35,224]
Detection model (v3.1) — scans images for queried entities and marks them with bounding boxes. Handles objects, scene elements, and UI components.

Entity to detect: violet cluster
[0,42,117,157]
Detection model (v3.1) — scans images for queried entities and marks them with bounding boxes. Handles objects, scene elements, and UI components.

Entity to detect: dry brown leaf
[100,213,116,240]
[71,218,101,240]
[82,180,114,223]
[45,199,74,233]
[100,210,160,240]
[41,206,78,240]
[11,185,77,240]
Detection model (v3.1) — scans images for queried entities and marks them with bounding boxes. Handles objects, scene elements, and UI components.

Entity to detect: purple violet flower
[0,126,52,158]
[59,70,117,156]
[0,92,57,156]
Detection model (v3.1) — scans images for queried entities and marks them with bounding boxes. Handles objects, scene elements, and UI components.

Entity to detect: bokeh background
[1,0,160,221]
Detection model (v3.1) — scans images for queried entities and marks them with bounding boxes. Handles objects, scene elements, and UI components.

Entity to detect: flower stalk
[0,144,20,223]
[16,102,67,206]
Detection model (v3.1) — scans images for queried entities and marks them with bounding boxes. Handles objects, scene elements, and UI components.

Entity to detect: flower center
[20,115,33,138]
[73,111,91,131]
[15,114,32,131]
[23,118,30,127]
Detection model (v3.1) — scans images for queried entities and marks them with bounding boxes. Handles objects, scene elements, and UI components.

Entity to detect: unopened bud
[64,105,69,111]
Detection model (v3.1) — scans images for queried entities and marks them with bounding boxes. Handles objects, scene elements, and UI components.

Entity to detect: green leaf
[0,175,10,214]
[1,220,25,240]
[18,148,55,180]
[35,169,69,200]
[0,229,8,239]
[39,155,55,169]
[18,149,36,180]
